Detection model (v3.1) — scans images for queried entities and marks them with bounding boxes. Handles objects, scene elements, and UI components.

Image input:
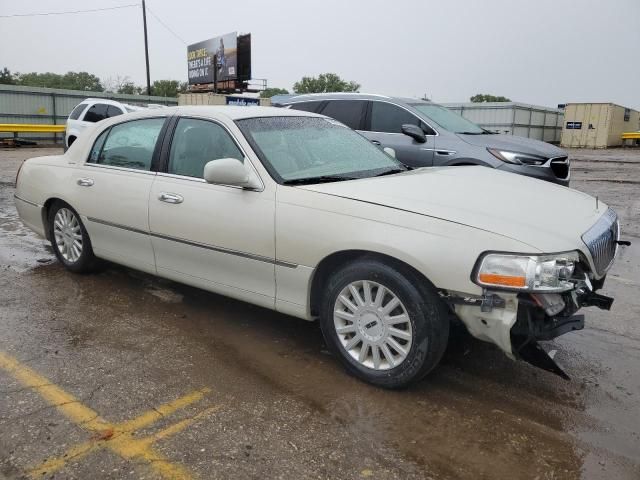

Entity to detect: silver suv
[279,93,570,185]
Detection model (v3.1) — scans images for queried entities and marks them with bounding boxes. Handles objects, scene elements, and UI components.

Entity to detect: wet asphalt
[0,147,639,480]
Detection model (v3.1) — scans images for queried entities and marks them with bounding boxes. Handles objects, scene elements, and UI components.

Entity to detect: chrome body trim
[84,163,158,176]
[14,194,40,208]
[86,217,297,269]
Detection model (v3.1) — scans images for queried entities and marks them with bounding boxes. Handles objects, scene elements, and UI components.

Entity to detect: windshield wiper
[282,175,355,186]
[373,168,407,177]
[458,131,485,135]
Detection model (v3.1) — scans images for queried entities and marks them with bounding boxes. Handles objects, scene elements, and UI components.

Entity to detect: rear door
[361,101,435,167]
[73,117,168,273]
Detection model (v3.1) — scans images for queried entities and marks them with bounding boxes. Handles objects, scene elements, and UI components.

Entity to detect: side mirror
[203,158,261,190]
[383,147,396,158]
[401,124,426,143]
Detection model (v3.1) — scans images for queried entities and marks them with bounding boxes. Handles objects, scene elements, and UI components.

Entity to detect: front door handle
[158,192,184,204]
[371,140,381,145]
[77,178,94,187]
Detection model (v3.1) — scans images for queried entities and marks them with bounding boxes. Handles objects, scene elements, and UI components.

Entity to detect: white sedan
[15,106,621,387]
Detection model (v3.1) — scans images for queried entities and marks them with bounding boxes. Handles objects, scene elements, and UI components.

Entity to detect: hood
[299,166,606,253]
[458,133,567,158]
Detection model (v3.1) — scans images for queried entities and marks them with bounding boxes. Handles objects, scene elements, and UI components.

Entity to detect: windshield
[409,103,485,134]
[237,116,404,184]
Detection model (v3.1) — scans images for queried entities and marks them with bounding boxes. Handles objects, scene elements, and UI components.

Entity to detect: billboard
[187,32,238,85]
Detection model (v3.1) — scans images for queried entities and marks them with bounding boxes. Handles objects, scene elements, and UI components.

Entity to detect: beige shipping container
[560,103,640,148]
[178,92,271,107]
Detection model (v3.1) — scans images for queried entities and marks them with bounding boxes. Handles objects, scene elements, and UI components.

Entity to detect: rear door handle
[77,178,94,187]
[158,192,184,204]
[371,140,381,145]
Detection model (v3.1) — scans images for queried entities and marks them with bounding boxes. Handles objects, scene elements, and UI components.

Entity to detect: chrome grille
[582,208,619,276]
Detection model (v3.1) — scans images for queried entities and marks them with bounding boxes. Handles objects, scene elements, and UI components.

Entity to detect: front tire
[319,259,449,388]
[48,201,98,273]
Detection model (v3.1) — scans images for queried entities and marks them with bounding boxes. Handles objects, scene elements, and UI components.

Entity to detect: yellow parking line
[0,351,109,431]
[0,351,219,480]
[118,387,211,433]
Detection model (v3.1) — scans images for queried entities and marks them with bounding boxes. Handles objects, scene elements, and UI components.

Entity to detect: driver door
[360,101,435,168]
[148,117,276,308]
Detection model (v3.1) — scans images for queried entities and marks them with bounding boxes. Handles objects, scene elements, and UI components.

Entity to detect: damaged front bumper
[446,274,614,379]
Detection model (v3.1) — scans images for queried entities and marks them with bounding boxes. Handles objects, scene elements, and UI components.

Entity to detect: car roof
[283,93,431,106]
[116,105,324,122]
[79,98,129,107]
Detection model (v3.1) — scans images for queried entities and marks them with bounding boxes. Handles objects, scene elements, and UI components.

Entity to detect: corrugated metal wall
[442,102,564,143]
[0,84,178,144]
[560,103,640,148]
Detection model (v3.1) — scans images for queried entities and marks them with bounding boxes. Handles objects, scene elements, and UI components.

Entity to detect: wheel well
[41,198,64,240]
[309,250,436,317]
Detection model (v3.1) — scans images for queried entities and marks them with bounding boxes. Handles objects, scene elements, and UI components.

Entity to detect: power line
[0,4,139,19]
[146,6,187,45]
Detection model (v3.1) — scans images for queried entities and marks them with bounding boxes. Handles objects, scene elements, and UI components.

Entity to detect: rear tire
[48,201,98,273]
[319,259,449,388]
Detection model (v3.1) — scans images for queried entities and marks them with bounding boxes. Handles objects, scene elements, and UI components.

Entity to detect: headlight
[473,251,579,292]
[487,148,547,166]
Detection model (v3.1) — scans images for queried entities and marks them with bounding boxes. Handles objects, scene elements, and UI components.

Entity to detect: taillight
[15,160,25,187]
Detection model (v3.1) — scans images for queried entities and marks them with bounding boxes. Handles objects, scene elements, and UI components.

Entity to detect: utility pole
[142,0,151,96]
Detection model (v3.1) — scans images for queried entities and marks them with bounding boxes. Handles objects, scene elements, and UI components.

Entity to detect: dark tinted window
[288,101,323,113]
[95,118,165,170]
[83,103,109,123]
[320,100,366,130]
[168,118,243,178]
[69,103,88,120]
[107,105,124,118]
[370,102,420,133]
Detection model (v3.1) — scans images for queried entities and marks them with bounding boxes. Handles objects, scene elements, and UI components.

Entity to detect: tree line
[0,67,187,98]
[1,66,511,102]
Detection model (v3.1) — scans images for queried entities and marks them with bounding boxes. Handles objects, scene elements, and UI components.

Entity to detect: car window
[288,101,323,113]
[168,118,244,178]
[319,100,366,130]
[107,105,124,118]
[69,103,88,120]
[409,103,484,134]
[88,128,109,163]
[370,102,421,133]
[83,103,109,123]
[92,118,165,170]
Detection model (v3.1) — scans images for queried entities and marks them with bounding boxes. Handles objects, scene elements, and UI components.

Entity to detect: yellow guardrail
[621,132,640,140]
[0,123,66,133]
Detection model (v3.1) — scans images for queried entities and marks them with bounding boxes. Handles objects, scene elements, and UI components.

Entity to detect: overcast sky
[1,0,638,108]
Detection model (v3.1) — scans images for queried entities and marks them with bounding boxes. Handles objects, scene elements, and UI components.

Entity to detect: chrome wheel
[53,208,83,263]
[333,280,413,370]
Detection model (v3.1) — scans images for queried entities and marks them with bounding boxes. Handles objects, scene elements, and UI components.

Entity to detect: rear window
[107,105,124,118]
[288,101,323,113]
[69,103,88,120]
[83,103,109,123]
